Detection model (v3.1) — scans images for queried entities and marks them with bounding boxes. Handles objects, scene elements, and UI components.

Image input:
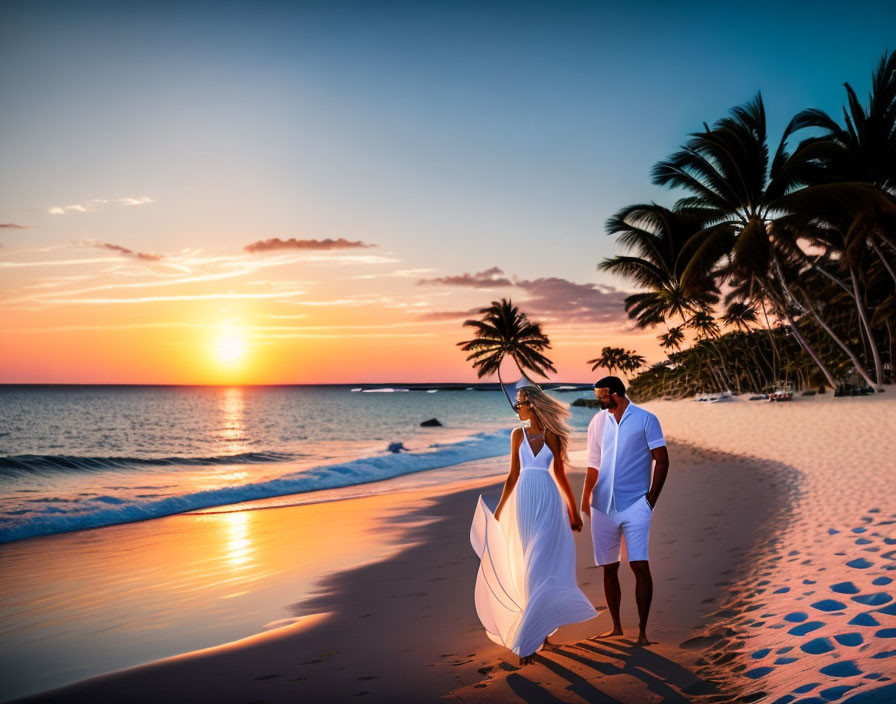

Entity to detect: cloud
[48,196,154,215]
[418,266,512,288]
[0,223,27,229]
[414,268,631,325]
[512,277,629,324]
[416,308,483,321]
[244,237,376,253]
[90,242,163,262]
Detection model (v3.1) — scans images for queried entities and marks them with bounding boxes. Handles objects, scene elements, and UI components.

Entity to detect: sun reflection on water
[222,511,256,570]
[219,387,247,454]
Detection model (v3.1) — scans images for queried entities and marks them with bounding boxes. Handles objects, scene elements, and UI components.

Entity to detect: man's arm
[646,446,669,508]
[581,415,602,517]
[582,467,598,517]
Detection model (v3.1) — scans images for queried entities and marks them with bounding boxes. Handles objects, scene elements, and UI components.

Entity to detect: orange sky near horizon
[0,240,662,384]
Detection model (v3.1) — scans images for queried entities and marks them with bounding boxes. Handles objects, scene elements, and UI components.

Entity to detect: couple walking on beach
[471,376,670,664]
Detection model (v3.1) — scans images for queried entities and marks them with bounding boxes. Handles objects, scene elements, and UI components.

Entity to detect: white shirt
[587,401,666,514]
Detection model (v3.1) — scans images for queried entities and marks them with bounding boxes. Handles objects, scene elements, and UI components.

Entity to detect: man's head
[593,376,626,411]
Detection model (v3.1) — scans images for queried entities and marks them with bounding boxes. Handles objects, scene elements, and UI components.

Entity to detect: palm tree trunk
[848,264,884,385]
[797,289,880,390]
[871,238,896,285]
[495,363,515,410]
[767,257,839,390]
[758,297,780,381]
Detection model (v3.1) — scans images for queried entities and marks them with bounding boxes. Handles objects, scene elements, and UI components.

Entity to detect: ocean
[0,384,594,544]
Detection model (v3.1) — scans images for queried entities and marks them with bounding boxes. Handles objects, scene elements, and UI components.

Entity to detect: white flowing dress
[470,432,597,656]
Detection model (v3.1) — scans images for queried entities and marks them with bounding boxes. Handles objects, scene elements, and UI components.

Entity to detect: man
[580,376,669,646]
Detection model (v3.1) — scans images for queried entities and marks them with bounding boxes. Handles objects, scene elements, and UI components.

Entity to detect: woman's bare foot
[591,627,624,639]
[634,632,656,646]
[542,636,555,650]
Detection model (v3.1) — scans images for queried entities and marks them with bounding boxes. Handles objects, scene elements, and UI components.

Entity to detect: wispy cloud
[42,290,307,305]
[83,241,163,262]
[418,266,512,288]
[48,196,154,215]
[416,308,482,321]
[0,223,28,229]
[245,237,376,253]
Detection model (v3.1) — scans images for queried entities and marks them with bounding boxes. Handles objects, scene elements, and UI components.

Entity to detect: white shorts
[589,495,653,565]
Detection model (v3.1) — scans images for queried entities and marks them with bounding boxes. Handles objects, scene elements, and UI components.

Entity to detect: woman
[470,385,597,664]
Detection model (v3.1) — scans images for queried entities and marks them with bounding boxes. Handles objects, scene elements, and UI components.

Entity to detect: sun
[214,330,246,366]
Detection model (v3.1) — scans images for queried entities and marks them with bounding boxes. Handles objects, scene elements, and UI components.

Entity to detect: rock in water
[387,442,408,453]
[420,418,443,427]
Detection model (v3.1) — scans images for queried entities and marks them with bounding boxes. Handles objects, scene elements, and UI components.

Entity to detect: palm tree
[588,346,626,375]
[599,204,718,328]
[658,325,685,353]
[721,301,758,332]
[619,350,647,378]
[458,299,556,408]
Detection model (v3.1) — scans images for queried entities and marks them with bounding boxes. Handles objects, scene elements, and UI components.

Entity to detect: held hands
[569,511,583,532]
[580,498,591,518]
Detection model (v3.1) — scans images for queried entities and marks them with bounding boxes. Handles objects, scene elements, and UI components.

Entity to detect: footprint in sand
[876,629,896,638]
[789,621,824,636]
[853,593,892,606]
[834,633,863,646]
[872,576,893,586]
[819,685,856,700]
[775,657,798,664]
[793,682,820,694]
[801,637,834,654]
[744,666,774,680]
[830,581,860,594]
[876,603,896,616]
[811,599,846,612]
[848,613,880,626]
[820,661,862,677]
[784,612,808,622]
[847,558,873,569]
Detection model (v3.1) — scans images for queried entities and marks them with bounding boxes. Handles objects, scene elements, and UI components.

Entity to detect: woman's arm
[494,428,522,521]
[547,431,583,532]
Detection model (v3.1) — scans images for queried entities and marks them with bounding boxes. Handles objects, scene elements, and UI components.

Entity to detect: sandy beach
[6,393,896,703]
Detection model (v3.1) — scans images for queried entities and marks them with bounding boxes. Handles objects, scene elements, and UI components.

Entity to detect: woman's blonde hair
[517,385,571,461]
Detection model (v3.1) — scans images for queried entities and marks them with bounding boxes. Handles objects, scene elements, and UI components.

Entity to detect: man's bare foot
[541,636,556,650]
[518,654,534,666]
[634,633,656,646]
[591,628,624,639]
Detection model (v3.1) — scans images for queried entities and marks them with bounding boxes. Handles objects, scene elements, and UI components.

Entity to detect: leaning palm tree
[458,299,556,409]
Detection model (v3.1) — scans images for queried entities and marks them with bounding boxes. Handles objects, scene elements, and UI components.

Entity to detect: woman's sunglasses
[512,400,531,411]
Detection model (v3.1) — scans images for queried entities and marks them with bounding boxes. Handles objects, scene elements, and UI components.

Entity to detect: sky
[1,0,895,384]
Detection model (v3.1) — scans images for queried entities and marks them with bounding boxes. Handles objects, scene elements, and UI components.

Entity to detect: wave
[0,429,511,544]
[0,451,297,476]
